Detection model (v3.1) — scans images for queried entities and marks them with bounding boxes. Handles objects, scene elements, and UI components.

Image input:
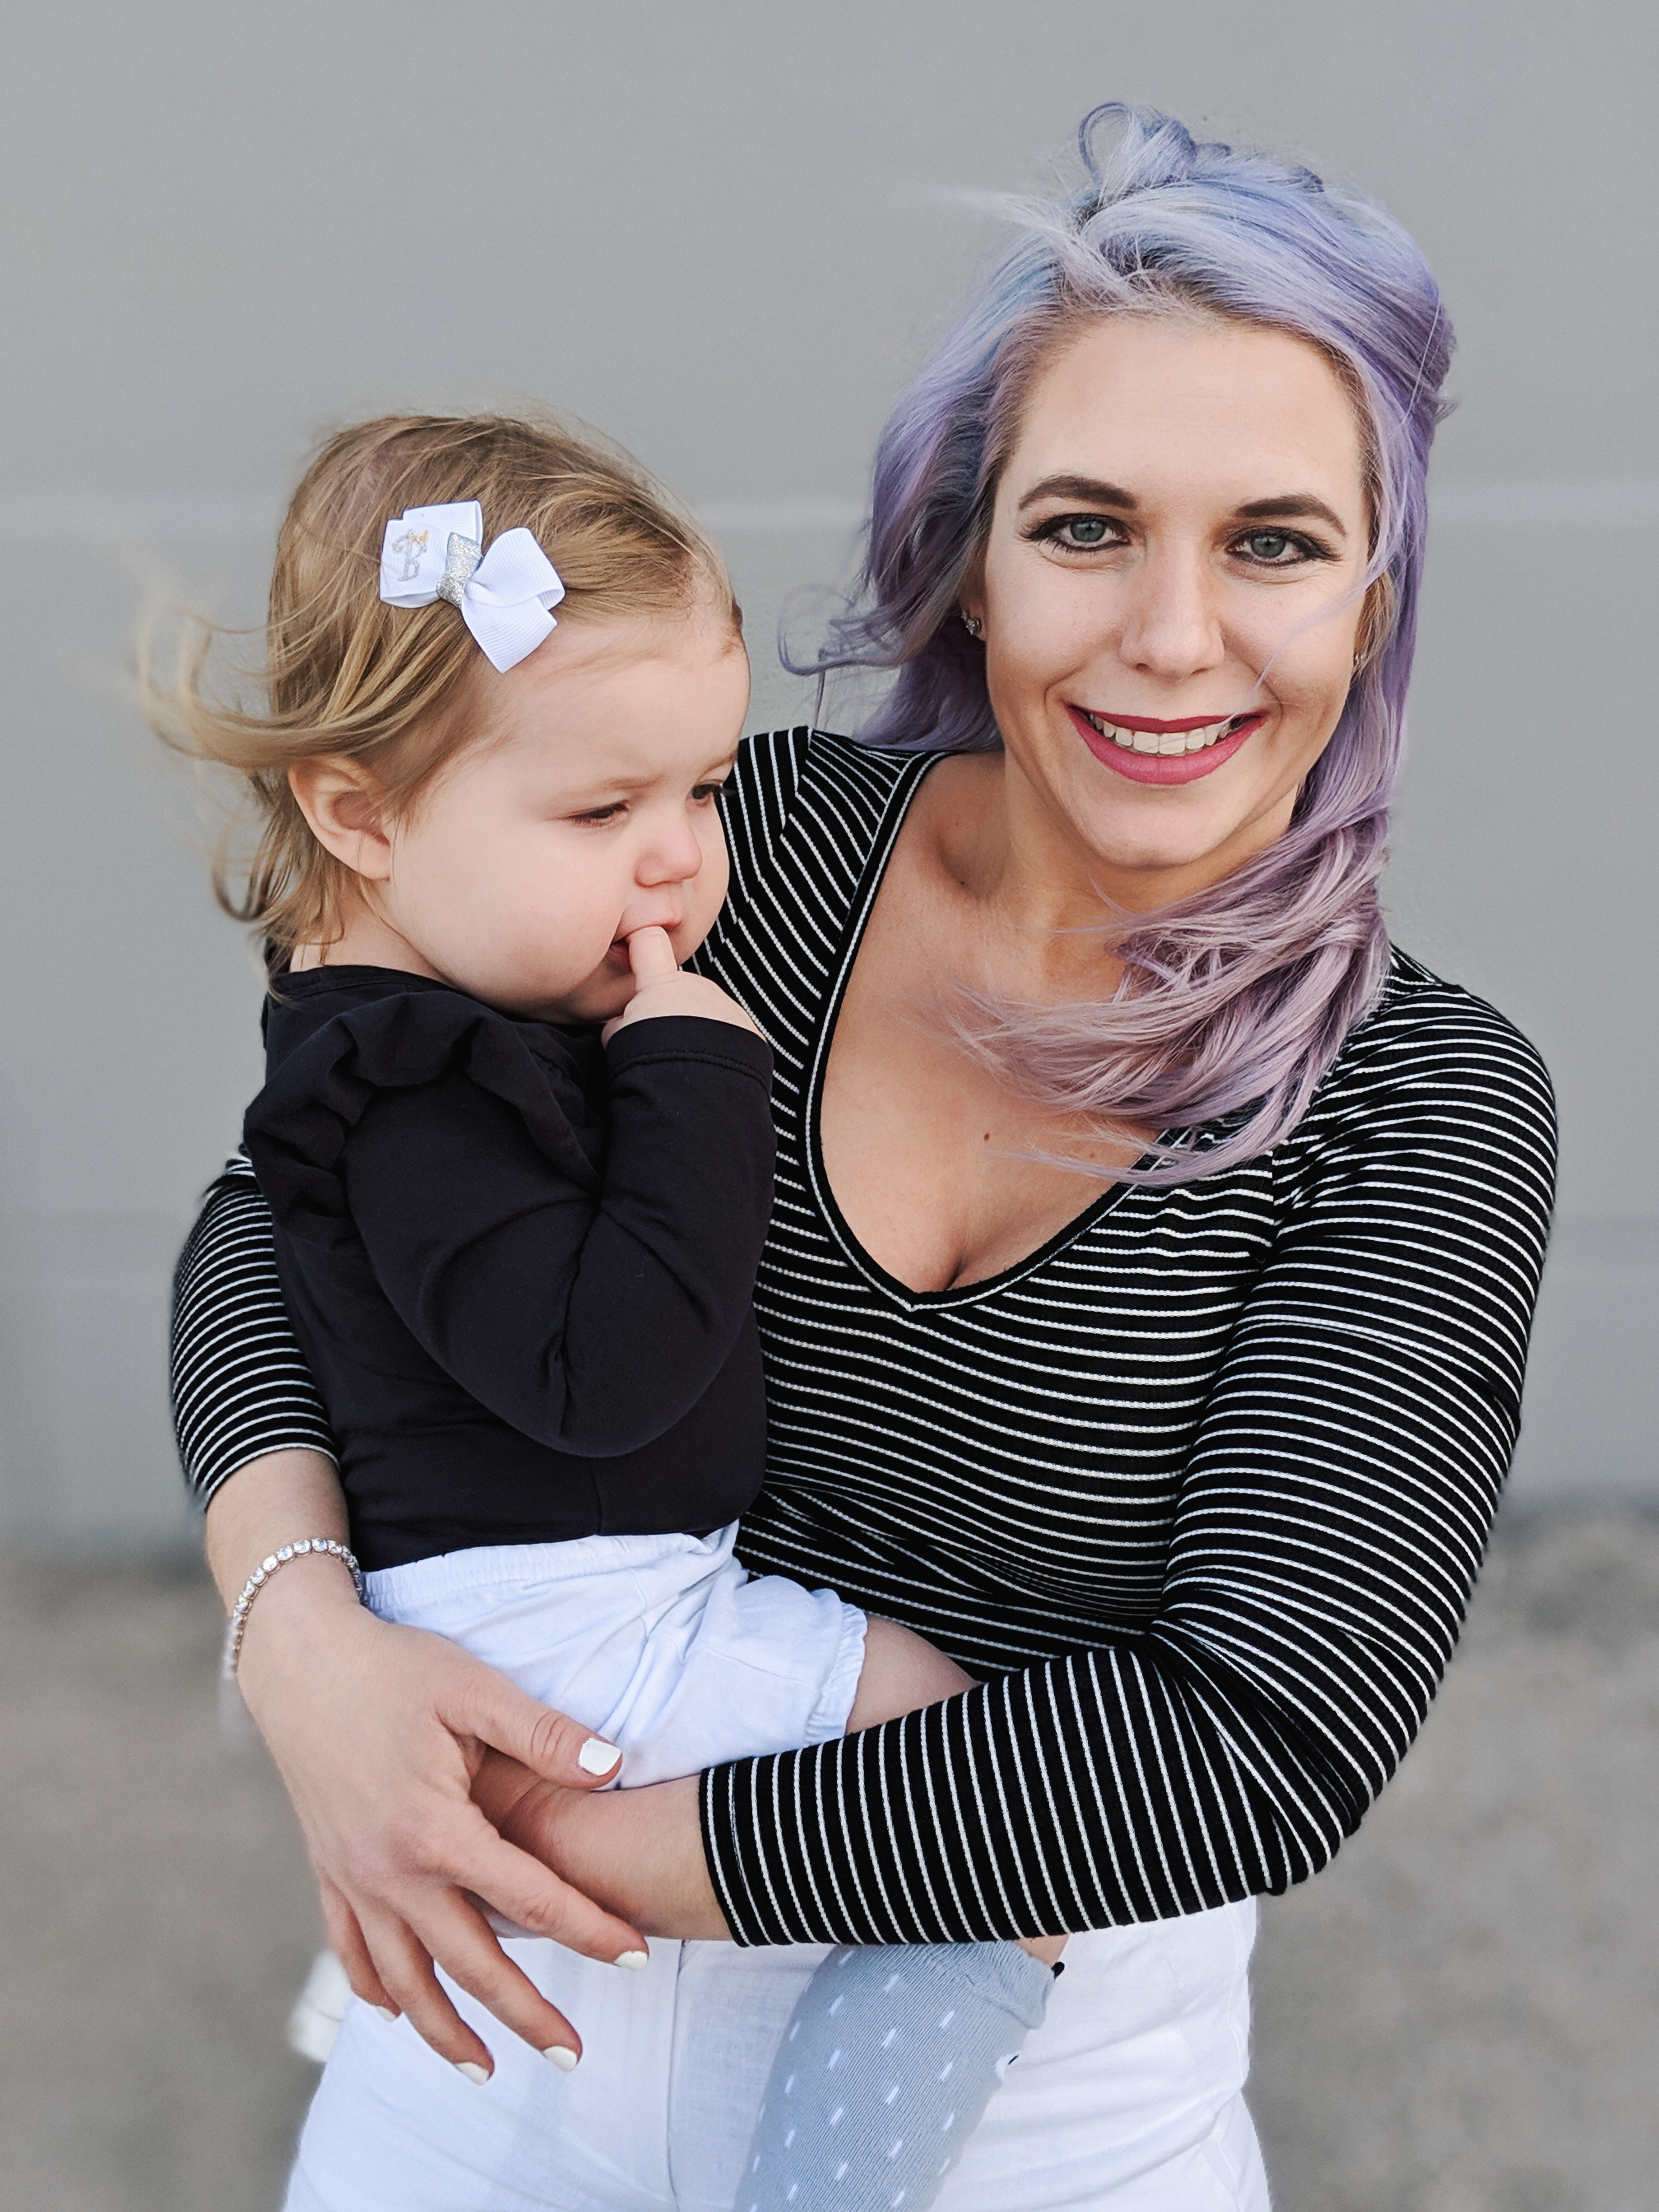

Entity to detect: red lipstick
[1067,706,1267,787]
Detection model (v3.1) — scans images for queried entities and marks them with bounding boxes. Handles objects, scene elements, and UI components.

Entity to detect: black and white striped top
[172,728,1557,1946]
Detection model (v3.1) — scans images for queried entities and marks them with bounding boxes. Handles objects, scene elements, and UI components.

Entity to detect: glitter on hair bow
[377,500,566,673]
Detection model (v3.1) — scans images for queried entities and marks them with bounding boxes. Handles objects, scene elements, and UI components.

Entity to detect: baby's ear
[289,758,393,880]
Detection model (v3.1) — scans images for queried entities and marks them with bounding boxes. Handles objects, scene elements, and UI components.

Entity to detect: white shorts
[289,1909,1267,2210]
[360,1524,868,1785]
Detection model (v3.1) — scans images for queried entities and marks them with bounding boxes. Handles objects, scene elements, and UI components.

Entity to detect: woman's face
[966,315,1372,909]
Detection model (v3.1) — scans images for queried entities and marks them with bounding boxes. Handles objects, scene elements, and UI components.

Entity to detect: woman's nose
[1114,548,1226,680]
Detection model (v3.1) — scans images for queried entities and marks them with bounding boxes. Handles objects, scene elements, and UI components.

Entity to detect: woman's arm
[176,1176,653,2074]
[172,1162,339,1509]
[207,1449,651,2072]
[687,998,1559,1945]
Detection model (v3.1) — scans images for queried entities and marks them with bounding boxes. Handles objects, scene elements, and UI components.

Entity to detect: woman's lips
[1067,705,1267,786]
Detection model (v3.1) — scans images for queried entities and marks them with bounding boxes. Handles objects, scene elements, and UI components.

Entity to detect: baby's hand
[602,926,762,1042]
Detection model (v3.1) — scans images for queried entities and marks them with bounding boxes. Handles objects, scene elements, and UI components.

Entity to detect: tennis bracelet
[222,1537,365,1681]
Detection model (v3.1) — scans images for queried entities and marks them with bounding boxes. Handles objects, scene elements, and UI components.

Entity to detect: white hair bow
[378,501,566,673]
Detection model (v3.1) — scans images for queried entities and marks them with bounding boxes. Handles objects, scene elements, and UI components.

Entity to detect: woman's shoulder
[1290,946,1557,1169]
[725,726,939,856]
[1346,949,1551,1082]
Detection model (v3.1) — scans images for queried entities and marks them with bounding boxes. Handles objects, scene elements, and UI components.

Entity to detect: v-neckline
[800,747,1155,1312]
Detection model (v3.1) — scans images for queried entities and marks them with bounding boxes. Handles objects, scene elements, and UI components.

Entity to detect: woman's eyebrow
[1233,494,1348,537]
[1014,477,1350,542]
[1016,474,1137,514]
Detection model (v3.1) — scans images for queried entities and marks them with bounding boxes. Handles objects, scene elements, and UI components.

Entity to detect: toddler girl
[171,413,1057,2212]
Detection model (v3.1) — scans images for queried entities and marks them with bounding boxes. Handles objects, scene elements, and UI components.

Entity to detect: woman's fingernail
[455,2061,490,2085]
[544,2045,580,2072]
[578,1737,622,1775]
[615,1949,649,1972]
[372,2005,398,2023]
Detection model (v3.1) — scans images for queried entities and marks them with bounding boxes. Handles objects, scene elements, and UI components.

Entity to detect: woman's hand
[208,1453,647,2077]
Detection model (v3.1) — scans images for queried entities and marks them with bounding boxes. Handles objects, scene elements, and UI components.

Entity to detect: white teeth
[1084,712,1237,755]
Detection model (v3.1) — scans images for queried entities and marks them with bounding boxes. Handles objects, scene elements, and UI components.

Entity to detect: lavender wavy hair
[799,104,1453,1181]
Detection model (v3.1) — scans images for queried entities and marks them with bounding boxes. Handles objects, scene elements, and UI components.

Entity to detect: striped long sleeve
[699,988,1555,1941]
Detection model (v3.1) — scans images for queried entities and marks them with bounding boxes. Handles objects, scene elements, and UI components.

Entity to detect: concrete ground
[1,1513,1655,2212]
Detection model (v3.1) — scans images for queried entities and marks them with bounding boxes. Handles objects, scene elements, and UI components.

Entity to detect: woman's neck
[928,748,1291,1001]
[922,754,1132,1002]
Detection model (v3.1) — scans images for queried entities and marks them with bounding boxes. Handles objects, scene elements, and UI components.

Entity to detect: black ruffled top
[242,967,775,1570]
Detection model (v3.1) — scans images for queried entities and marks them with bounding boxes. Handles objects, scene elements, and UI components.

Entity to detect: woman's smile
[1067,704,1268,784]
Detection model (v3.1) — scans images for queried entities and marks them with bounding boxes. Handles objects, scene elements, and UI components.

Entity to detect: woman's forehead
[1008,316,1364,507]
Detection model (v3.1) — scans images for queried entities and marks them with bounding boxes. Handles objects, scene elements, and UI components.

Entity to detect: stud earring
[960,610,984,640]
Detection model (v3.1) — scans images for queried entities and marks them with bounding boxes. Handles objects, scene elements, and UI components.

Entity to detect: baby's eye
[569,803,625,826]
[689,780,728,805]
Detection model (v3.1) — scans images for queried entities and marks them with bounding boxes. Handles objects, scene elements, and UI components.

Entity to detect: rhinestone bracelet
[222,1538,366,1681]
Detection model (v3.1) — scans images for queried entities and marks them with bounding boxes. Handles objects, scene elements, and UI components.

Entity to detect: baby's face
[381,609,750,1023]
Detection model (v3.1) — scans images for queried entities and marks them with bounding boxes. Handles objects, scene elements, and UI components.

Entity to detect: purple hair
[802,104,1453,1181]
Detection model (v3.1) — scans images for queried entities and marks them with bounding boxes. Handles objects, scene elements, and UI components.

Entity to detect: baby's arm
[330,993,774,1455]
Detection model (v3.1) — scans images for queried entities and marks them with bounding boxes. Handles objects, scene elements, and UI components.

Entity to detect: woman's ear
[957,545,988,638]
[289,759,394,882]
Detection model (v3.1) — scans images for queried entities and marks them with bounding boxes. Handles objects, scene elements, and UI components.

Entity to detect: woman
[175,106,1555,2209]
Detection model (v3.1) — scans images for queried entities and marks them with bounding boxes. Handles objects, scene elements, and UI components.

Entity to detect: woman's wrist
[479,1762,730,1942]
[204,1447,351,1610]
[222,1537,364,1680]
[233,1546,370,1703]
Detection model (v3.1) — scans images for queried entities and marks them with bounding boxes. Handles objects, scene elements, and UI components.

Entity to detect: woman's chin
[1071,813,1245,896]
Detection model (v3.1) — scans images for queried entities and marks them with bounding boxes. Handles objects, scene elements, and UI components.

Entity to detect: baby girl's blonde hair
[161,413,740,960]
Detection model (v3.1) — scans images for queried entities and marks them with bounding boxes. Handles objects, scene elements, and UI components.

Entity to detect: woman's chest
[743,1164,1277,1660]
[819,984,1147,1295]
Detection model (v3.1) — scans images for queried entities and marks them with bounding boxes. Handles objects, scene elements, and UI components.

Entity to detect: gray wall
[1,2,1652,1547]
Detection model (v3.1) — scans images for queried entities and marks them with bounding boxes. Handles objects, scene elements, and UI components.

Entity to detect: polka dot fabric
[740,1943,1054,2210]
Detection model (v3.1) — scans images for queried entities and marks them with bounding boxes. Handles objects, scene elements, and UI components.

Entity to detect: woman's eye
[1028,512,1122,552]
[1056,515,1115,548]
[1235,529,1318,566]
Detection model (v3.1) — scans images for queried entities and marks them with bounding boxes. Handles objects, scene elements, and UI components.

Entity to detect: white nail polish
[455,2061,490,2085]
[372,2005,398,2024]
[615,1949,649,1972]
[578,1737,622,1775]
[544,2045,580,2072]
